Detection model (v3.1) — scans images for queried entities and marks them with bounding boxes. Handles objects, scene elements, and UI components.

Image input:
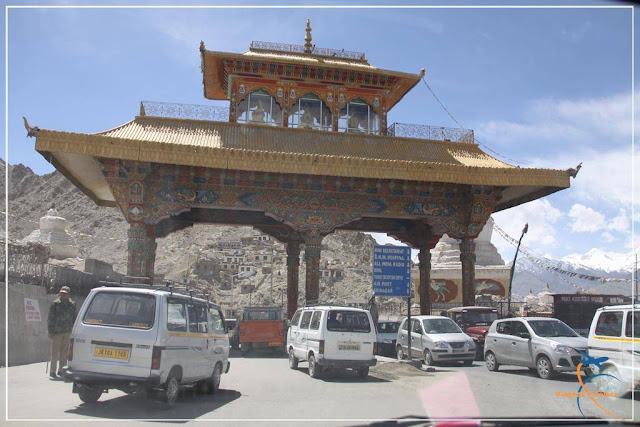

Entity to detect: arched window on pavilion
[237,89,283,126]
[338,98,379,135]
[288,93,332,131]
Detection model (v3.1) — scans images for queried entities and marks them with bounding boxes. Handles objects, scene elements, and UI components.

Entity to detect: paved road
[2,350,639,424]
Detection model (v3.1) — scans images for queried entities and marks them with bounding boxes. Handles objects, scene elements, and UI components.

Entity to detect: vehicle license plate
[268,342,281,347]
[452,349,464,353]
[338,342,360,351]
[94,347,129,360]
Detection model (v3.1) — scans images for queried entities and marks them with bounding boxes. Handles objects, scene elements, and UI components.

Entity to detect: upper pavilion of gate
[30,20,575,213]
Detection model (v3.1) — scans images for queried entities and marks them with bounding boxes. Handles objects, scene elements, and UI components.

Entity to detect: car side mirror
[519,332,531,339]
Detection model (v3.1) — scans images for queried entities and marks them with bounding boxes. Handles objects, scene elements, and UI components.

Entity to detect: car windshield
[462,311,498,325]
[246,310,279,320]
[83,292,156,329]
[423,318,463,334]
[327,310,371,333]
[377,321,400,333]
[528,320,579,337]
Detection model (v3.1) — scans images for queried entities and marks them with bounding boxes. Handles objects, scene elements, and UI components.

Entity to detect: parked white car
[587,304,640,396]
[396,316,476,365]
[287,306,377,378]
[62,286,230,407]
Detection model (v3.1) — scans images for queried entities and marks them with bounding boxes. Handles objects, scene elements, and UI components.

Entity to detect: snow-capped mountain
[511,248,636,298]
[560,248,635,274]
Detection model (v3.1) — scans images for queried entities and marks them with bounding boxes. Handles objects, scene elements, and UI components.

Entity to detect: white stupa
[537,284,554,305]
[414,217,511,306]
[430,217,506,267]
[22,205,78,259]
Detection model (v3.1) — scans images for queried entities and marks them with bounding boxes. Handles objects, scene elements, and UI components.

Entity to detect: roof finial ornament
[304,18,313,54]
[567,162,582,178]
[23,116,40,138]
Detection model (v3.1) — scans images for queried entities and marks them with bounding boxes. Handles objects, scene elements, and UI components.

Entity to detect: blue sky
[2,1,638,265]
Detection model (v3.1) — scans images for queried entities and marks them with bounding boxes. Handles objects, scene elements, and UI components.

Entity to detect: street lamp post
[507,223,528,316]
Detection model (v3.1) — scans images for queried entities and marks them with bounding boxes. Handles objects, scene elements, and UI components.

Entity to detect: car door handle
[511,342,517,346]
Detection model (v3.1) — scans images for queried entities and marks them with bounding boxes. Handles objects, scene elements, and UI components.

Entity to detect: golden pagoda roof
[201,47,424,109]
[34,116,571,210]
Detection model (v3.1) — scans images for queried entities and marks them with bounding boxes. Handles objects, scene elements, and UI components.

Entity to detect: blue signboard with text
[372,245,412,297]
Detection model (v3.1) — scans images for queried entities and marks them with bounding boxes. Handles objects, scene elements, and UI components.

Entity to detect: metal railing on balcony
[141,101,229,122]
[139,102,475,144]
[387,122,475,144]
[250,41,366,61]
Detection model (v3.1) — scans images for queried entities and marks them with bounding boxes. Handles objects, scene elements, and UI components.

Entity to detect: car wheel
[463,359,473,366]
[536,355,554,380]
[423,349,434,366]
[356,367,369,378]
[164,373,180,408]
[289,348,299,370]
[308,354,321,378]
[396,345,406,360]
[592,366,627,397]
[78,385,102,404]
[485,351,499,371]
[206,363,222,395]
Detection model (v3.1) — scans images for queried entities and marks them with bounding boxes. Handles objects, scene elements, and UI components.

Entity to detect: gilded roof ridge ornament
[200,40,206,53]
[140,102,146,116]
[23,116,40,138]
[567,162,582,178]
[304,18,313,54]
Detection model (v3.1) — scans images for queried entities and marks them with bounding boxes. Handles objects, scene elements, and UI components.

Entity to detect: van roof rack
[98,277,212,301]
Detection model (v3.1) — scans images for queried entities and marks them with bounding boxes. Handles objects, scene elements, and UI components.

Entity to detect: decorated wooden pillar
[127,223,157,280]
[304,231,322,305]
[286,242,301,319]
[418,248,432,315]
[460,237,476,306]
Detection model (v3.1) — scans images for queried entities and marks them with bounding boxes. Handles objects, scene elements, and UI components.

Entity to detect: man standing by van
[47,286,76,378]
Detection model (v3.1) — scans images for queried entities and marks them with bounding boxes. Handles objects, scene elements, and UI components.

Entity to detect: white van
[286,306,377,379]
[587,304,640,396]
[62,286,230,407]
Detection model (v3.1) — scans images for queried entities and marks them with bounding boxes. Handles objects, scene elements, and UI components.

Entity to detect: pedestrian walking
[47,286,76,379]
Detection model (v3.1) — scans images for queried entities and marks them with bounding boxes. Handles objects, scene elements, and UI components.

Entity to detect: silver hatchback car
[396,316,476,365]
[484,317,589,380]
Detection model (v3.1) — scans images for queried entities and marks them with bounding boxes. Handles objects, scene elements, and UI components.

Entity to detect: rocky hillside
[2,159,383,311]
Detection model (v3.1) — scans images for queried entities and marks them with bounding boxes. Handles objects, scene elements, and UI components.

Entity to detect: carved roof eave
[34,122,571,210]
[201,49,422,109]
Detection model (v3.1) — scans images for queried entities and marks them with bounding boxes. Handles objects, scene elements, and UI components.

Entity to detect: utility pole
[507,223,528,315]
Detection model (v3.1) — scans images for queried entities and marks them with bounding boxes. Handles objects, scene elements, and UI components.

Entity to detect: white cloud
[492,199,563,258]
[609,209,631,232]
[476,92,636,149]
[532,147,639,211]
[568,204,607,232]
[601,231,616,243]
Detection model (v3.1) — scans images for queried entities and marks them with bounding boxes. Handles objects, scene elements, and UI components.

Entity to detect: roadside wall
[0,282,86,367]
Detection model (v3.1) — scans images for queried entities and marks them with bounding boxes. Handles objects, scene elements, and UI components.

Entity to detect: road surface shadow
[295,367,390,383]
[65,387,241,421]
[492,368,585,383]
[228,348,287,359]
